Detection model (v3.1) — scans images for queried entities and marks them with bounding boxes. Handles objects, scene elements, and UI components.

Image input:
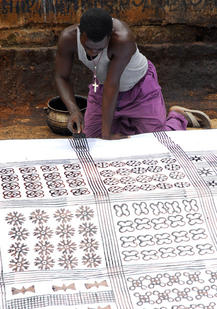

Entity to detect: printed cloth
[0,129,217,309]
[84,61,188,137]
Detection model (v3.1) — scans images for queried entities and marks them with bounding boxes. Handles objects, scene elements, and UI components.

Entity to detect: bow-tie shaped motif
[12,285,35,295]
[85,280,108,289]
[52,283,76,292]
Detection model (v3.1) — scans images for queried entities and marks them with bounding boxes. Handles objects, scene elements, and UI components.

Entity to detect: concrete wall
[0,0,217,128]
[1,0,217,28]
[1,0,217,47]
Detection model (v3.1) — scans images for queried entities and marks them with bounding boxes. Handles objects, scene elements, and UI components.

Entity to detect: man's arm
[55,27,83,133]
[102,35,136,139]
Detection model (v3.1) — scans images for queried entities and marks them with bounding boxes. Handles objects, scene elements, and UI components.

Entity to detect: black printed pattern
[96,157,192,193]
[1,133,217,309]
[112,199,215,262]
[0,163,92,200]
[0,168,21,199]
[6,211,30,271]
[127,270,217,306]
[5,206,102,272]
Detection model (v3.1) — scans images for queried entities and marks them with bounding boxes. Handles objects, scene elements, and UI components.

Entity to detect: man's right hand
[67,110,84,134]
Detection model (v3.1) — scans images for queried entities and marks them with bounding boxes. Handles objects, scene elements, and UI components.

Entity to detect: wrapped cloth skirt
[84,60,187,138]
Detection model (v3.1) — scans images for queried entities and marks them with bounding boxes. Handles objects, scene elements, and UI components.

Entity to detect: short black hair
[79,8,113,42]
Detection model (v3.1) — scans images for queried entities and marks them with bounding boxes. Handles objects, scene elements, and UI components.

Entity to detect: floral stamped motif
[6,211,25,226]
[57,239,77,254]
[78,222,97,237]
[34,255,55,270]
[8,242,29,257]
[80,237,99,252]
[9,226,29,241]
[9,257,30,272]
[6,210,30,272]
[32,209,56,271]
[58,254,78,269]
[82,253,101,268]
[75,206,94,221]
[56,223,75,239]
[54,208,73,223]
[75,205,102,268]
[30,209,49,225]
[6,202,101,272]
[34,240,54,256]
[33,225,53,240]
[54,207,79,270]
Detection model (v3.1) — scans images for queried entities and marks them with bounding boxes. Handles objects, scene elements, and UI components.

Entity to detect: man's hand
[102,133,129,140]
[67,110,84,134]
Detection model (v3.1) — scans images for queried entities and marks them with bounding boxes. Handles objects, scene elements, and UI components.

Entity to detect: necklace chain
[91,52,103,93]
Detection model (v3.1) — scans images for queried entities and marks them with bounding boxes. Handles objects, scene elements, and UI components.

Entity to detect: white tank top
[77,27,148,92]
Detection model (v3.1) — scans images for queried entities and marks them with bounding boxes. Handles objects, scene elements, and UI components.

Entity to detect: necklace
[91,52,103,93]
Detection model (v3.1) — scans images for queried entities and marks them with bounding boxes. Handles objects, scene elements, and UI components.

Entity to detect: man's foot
[169,105,212,129]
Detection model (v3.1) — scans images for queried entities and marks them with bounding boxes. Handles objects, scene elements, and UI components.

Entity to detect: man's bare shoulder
[112,18,135,43]
[61,24,78,39]
[109,18,136,58]
[58,24,78,52]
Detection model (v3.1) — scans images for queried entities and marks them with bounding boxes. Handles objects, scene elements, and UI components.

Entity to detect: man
[55,8,211,139]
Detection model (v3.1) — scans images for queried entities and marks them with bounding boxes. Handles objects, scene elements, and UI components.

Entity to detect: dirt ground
[0,118,216,140]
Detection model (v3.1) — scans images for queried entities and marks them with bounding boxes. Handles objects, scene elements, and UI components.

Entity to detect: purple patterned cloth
[84,60,187,138]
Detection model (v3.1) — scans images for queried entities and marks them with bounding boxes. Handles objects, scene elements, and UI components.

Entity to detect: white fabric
[1,129,217,163]
[0,129,217,309]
